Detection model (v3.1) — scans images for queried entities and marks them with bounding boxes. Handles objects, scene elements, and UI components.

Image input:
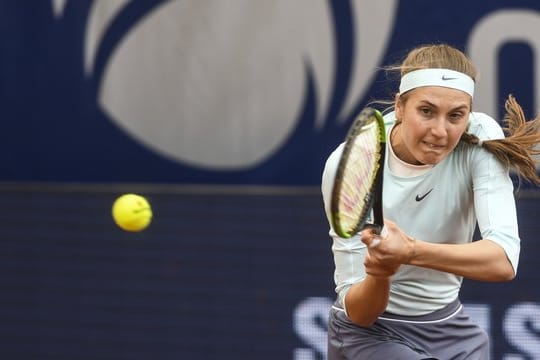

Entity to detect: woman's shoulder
[325,142,345,167]
[468,112,505,140]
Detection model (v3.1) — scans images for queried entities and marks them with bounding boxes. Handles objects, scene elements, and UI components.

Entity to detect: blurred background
[1,1,540,359]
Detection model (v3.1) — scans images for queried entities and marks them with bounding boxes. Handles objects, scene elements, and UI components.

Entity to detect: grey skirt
[327,298,489,360]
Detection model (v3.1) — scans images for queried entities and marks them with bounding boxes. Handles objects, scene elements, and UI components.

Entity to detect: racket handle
[362,223,387,248]
[362,223,385,236]
[379,226,388,238]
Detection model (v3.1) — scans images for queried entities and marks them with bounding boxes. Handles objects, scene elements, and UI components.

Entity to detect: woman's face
[393,86,471,165]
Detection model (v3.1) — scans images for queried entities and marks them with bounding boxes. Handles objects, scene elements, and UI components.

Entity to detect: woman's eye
[449,113,463,121]
[420,108,431,115]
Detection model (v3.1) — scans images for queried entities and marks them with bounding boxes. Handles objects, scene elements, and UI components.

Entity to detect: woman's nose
[430,118,447,137]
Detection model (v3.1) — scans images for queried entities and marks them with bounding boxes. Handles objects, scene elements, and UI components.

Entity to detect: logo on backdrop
[57,0,397,170]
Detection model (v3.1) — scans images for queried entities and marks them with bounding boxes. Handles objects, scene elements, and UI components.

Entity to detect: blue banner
[1,186,540,359]
[1,0,539,184]
[1,2,540,359]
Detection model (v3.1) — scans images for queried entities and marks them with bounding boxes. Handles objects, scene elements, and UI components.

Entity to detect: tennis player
[321,44,540,359]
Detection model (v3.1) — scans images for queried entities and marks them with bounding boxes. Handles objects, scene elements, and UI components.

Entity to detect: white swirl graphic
[84,0,397,170]
[338,2,397,123]
[51,0,68,17]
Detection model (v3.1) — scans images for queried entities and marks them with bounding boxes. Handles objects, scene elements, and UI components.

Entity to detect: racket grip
[362,223,385,236]
[379,226,388,238]
[362,223,387,248]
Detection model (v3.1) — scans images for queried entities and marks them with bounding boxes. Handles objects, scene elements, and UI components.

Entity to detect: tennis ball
[112,193,152,232]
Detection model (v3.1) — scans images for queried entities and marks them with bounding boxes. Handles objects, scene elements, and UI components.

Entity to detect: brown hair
[399,44,478,80]
[461,96,540,184]
[392,44,540,185]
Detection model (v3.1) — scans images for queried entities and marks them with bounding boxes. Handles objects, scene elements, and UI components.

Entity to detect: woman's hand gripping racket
[330,107,386,239]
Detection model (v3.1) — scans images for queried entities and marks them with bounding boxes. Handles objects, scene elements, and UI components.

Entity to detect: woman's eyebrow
[418,100,469,111]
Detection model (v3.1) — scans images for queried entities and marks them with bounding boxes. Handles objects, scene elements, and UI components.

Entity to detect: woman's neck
[388,123,433,177]
[390,122,423,165]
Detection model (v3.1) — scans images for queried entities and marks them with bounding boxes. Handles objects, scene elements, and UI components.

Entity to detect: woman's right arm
[344,275,392,327]
[344,228,403,327]
[322,145,396,327]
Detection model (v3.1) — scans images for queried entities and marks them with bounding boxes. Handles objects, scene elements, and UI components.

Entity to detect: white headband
[399,68,475,98]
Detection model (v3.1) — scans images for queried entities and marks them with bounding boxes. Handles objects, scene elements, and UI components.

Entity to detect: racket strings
[337,125,381,230]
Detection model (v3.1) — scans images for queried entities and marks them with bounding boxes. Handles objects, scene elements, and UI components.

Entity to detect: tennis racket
[330,107,386,238]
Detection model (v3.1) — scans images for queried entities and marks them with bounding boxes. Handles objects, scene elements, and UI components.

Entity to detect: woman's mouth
[423,141,444,150]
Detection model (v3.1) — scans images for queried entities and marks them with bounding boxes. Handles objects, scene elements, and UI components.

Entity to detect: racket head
[330,107,386,238]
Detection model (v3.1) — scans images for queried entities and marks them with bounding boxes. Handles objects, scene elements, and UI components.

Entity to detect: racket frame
[330,107,387,238]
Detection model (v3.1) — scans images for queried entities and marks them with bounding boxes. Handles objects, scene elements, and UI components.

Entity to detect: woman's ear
[394,94,402,120]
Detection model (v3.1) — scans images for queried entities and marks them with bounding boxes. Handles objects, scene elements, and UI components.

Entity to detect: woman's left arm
[405,148,519,282]
[408,237,515,281]
[365,220,516,282]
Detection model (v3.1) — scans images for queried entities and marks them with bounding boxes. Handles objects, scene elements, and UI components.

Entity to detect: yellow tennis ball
[112,194,152,232]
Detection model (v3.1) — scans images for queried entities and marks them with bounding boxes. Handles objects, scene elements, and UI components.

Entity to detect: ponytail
[461,95,540,185]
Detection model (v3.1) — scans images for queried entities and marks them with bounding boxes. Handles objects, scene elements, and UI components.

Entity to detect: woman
[321,44,540,359]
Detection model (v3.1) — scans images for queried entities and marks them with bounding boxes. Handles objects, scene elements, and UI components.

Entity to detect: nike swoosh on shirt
[415,188,433,201]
